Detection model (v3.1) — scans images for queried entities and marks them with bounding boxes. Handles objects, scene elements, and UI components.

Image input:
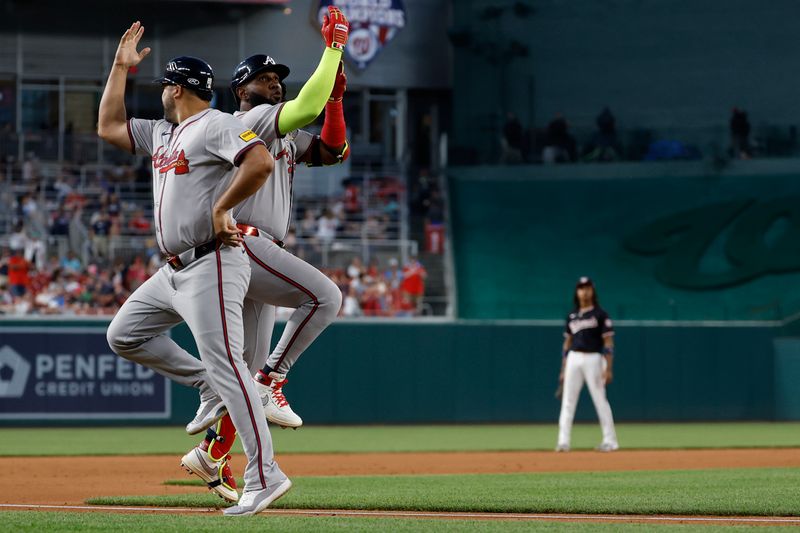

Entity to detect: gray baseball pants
[106,245,281,492]
[240,230,342,374]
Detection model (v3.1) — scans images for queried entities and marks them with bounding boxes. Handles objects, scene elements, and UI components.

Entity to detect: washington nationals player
[180,7,351,502]
[556,277,619,452]
[99,22,291,516]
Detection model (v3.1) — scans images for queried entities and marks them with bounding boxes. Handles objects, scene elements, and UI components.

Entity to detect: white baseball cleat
[186,395,228,435]
[595,442,620,452]
[555,444,570,452]
[180,446,239,503]
[223,478,292,516]
[255,373,303,428]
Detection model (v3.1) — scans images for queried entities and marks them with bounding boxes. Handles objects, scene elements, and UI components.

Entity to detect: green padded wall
[773,338,800,420]
[448,165,800,321]
[0,315,790,426]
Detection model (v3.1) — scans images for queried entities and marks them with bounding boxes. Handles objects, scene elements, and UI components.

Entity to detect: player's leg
[174,246,287,498]
[106,267,210,390]
[181,414,240,503]
[557,351,585,450]
[245,237,341,374]
[583,353,619,451]
[244,235,342,427]
[107,267,224,434]
[182,298,277,499]
[242,298,276,373]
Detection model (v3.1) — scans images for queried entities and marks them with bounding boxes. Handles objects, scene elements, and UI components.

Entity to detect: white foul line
[1,504,799,524]
[0,503,215,513]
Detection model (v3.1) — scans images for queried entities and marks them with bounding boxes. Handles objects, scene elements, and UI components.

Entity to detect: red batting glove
[321,6,349,51]
[330,61,346,102]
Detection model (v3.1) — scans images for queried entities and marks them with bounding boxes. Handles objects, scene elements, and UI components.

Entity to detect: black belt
[236,223,285,248]
[167,239,219,271]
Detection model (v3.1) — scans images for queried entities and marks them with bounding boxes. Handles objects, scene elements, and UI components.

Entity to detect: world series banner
[0,327,169,420]
[316,0,406,70]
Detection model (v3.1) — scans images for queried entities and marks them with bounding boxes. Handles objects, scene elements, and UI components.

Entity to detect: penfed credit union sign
[0,327,169,420]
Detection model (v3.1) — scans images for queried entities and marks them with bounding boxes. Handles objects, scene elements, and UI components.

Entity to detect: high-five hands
[114,21,151,68]
[321,6,350,51]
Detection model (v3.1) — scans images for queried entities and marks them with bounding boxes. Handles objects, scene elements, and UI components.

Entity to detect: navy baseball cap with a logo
[230,54,290,91]
[576,276,594,288]
[154,56,214,101]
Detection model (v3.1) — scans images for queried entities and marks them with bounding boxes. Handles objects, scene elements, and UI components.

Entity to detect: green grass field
[2,423,799,531]
[2,422,799,456]
[92,469,800,516]
[7,511,798,532]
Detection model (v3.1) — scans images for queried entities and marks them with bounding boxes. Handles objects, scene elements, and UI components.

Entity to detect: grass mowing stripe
[5,511,795,532]
[93,468,800,516]
[2,423,800,456]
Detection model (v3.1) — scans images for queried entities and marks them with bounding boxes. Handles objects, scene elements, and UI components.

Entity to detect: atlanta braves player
[180,7,351,503]
[99,22,291,515]
[556,276,619,452]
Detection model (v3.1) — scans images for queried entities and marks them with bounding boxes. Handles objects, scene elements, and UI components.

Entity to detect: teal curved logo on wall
[624,196,800,289]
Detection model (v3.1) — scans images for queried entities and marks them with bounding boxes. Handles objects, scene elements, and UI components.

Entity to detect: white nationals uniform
[557,306,618,450]
[106,108,285,492]
[232,103,342,378]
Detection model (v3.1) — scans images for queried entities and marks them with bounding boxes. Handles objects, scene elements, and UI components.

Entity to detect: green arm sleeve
[277,48,342,135]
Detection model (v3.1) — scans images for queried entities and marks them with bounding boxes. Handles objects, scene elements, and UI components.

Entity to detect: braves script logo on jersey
[152,147,190,175]
[275,148,295,176]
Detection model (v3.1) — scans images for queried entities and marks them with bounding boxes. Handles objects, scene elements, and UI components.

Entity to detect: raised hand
[321,6,350,51]
[329,61,347,102]
[114,21,151,68]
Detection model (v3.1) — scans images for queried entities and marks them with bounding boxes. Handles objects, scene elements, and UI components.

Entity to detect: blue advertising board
[0,326,170,420]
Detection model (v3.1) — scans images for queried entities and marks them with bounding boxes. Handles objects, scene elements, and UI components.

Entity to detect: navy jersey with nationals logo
[564,306,614,353]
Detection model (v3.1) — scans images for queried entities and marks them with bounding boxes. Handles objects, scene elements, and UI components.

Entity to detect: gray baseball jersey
[109,108,284,492]
[234,103,314,241]
[128,108,265,254]
[232,103,341,380]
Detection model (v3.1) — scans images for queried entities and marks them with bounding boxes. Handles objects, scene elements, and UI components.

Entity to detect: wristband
[562,350,568,358]
[321,99,347,148]
[602,347,613,356]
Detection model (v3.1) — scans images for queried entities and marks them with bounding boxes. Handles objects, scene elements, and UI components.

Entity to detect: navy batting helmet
[230,54,290,99]
[154,56,214,101]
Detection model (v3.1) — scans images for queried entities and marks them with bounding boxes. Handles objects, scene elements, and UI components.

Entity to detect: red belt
[236,223,285,248]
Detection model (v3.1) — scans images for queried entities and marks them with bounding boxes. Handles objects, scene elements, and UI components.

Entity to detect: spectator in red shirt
[7,249,30,298]
[125,255,148,291]
[63,185,86,211]
[343,180,361,219]
[401,256,427,315]
[127,208,151,235]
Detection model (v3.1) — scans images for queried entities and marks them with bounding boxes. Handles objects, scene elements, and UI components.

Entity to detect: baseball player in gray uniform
[178,6,352,506]
[98,22,291,516]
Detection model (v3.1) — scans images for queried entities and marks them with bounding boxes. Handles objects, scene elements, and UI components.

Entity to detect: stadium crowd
[0,157,426,317]
[0,244,427,318]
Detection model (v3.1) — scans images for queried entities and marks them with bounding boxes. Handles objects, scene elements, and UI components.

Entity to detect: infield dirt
[5,448,800,505]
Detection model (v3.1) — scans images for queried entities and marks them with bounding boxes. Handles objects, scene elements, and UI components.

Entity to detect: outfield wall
[1,319,797,426]
[448,160,800,321]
